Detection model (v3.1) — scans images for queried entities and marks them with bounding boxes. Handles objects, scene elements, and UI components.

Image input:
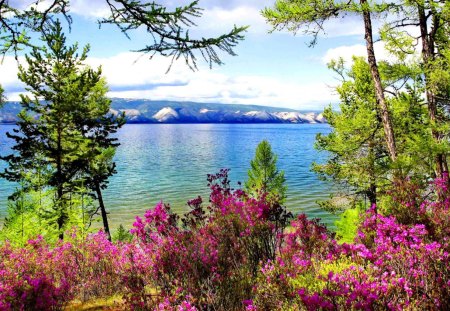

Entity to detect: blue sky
[0,0,388,110]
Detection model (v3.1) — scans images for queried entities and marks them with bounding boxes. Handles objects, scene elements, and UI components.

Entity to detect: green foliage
[262,0,390,46]
[112,224,132,243]
[0,187,94,246]
[0,0,246,68]
[379,0,450,178]
[0,84,5,107]
[313,55,438,210]
[313,57,387,208]
[1,21,122,239]
[262,0,450,208]
[245,140,287,203]
[335,207,360,244]
[262,0,352,46]
[289,256,356,292]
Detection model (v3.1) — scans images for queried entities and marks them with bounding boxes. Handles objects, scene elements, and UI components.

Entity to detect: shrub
[252,206,450,310]
[1,173,450,310]
[335,207,360,244]
[125,169,292,310]
[0,231,126,310]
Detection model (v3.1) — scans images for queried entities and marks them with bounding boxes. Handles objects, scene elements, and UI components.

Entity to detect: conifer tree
[245,140,287,203]
[314,55,434,210]
[263,0,398,163]
[1,21,123,239]
[381,0,450,179]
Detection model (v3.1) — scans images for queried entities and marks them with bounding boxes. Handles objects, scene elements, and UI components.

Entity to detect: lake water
[0,123,338,229]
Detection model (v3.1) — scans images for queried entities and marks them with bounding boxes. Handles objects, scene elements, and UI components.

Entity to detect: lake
[0,123,338,229]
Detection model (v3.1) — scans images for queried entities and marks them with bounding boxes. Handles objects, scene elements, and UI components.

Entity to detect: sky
[0,0,388,111]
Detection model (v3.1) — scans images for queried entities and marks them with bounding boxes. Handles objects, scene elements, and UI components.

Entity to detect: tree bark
[417,4,447,179]
[361,0,397,162]
[367,141,377,210]
[57,126,64,240]
[96,181,111,241]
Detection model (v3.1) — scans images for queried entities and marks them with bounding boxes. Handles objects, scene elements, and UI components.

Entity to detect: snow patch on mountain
[245,111,277,121]
[153,107,179,122]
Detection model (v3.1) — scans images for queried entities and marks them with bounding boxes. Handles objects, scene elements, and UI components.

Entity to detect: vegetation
[245,140,287,204]
[0,0,450,310]
[0,0,247,69]
[0,22,124,240]
[264,0,450,210]
[0,172,449,310]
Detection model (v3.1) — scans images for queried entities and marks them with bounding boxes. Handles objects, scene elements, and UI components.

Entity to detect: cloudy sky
[0,0,385,110]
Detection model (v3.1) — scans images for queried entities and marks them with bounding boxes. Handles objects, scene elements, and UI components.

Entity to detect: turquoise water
[0,123,337,228]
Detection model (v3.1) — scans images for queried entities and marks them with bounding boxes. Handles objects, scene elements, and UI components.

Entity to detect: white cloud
[86,52,193,87]
[0,56,22,86]
[322,42,391,65]
[69,0,111,18]
[107,71,337,110]
[1,52,337,110]
[90,53,338,110]
[194,6,271,35]
[319,17,366,38]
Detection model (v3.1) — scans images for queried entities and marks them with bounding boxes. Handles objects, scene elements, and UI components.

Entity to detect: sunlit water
[0,123,338,229]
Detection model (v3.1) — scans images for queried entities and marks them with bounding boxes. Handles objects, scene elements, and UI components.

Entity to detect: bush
[1,172,450,310]
[335,207,360,244]
[124,169,292,310]
[0,231,126,310]
[251,205,450,310]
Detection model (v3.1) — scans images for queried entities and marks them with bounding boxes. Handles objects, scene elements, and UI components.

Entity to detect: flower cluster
[123,170,291,309]
[251,204,450,310]
[1,172,449,310]
[0,231,124,310]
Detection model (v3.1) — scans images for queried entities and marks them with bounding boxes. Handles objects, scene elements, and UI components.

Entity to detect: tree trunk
[367,141,377,211]
[57,127,64,240]
[361,0,397,162]
[367,183,377,209]
[417,4,447,179]
[96,181,111,241]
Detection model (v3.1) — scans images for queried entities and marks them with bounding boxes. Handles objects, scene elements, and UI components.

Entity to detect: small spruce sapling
[245,140,287,204]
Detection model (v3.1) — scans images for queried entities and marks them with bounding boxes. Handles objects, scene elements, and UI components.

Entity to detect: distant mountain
[0,99,327,124]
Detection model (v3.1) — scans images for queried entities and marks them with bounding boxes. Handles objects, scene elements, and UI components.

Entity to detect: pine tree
[381,0,450,180]
[245,140,287,203]
[313,55,435,211]
[263,0,398,163]
[1,21,122,239]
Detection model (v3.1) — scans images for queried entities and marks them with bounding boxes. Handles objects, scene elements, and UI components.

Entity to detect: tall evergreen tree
[263,0,398,163]
[245,140,287,203]
[1,21,123,239]
[314,55,434,211]
[313,57,385,209]
[382,0,450,179]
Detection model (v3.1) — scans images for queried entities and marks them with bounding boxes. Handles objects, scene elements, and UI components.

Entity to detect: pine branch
[0,0,247,70]
[101,0,248,70]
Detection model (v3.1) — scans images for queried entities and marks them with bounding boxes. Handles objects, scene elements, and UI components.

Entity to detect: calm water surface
[0,124,337,228]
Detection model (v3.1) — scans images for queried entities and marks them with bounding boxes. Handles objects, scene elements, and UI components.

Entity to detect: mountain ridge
[0,99,327,124]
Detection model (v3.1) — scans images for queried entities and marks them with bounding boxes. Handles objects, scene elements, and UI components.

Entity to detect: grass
[64,296,124,311]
